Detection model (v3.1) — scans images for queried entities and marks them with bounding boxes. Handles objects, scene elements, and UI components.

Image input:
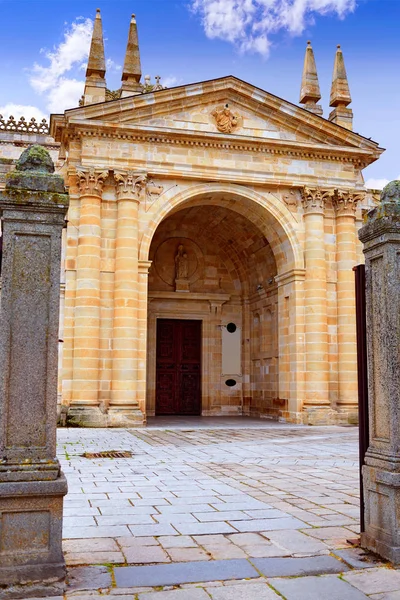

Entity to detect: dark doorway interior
[155,319,202,415]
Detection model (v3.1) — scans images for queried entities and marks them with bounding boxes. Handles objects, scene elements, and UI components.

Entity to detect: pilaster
[333,189,364,422]
[301,187,335,424]
[69,167,109,427]
[108,171,147,426]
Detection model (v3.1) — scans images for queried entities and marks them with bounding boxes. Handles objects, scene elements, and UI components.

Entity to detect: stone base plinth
[67,406,108,427]
[107,407,146,427]
[0,475,68,598]
[66,405,146,427]
[337,408,359,425]
[361,464,400,563]
[302,407,339,425]
[175,278,190,292]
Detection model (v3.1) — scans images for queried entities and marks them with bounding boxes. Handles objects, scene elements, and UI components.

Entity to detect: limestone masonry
[0,10,384,427]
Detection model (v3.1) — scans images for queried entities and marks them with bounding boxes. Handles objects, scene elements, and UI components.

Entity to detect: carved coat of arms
[211,105,242,134]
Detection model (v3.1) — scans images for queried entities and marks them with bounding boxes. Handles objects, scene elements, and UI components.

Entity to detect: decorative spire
[299,41,323,117]
[329,45,353,130]
[83,9,107,105]
[121,14,142,97]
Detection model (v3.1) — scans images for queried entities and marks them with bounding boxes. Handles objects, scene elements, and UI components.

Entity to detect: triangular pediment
[53,76,383,160]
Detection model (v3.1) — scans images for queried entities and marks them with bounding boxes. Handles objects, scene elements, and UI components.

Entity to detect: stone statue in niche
[175,244,190,292]
[212,105,242,134]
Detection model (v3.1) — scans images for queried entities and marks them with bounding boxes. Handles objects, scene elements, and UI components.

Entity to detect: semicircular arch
[140,182,303,274]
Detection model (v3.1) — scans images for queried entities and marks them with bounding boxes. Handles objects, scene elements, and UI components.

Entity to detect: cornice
[63,120,376,168]
[57,76,382,152]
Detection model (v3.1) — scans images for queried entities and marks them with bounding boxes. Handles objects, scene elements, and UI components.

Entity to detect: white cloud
[0,103,47,122]
[364,176,400,190]
[162,76,182,88]
[191,0,356,56]
[30,18,92,94]
[29,17,92,113]
[106,58,122,72]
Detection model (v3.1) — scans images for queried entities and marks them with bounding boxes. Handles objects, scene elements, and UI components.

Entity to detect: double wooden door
[156,319,201,415]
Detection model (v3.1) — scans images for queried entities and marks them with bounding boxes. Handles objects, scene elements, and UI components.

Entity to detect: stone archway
[140,185,305,422]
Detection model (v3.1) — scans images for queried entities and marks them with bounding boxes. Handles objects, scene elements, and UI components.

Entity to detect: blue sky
[0,0,398,187]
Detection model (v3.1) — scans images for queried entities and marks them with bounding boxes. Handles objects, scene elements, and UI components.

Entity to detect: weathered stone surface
[0,146,69,597]
[114,559,258,587]
[251,555,348,577]
[272,574,368,600]
[359,180,400,563]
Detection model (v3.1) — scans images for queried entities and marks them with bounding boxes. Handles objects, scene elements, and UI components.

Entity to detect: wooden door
[156,319,201,415]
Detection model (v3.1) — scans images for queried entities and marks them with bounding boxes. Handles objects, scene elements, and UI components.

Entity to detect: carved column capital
[76,167,109,198]
[114,170,147,201]
[301,187,332,215]
[333,189,365,217]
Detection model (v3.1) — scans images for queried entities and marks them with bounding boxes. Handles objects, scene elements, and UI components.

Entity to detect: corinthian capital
[114,171,147,201]
[76,167,109,197]
[333,189,365,217]
[301,187,332,215]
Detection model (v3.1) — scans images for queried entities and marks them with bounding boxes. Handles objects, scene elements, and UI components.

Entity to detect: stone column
[0,146,69,597]
[333,189,364,423]
[108,171,146,426]
[360,181,400,563]
[301,187,332,424]
[69,167,108,427]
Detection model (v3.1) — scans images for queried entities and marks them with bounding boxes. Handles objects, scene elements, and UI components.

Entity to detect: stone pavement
[28,419,400,599]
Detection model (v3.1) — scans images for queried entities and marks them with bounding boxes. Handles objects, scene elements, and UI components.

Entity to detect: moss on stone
[15,144,54,174]
[381,180,400,204]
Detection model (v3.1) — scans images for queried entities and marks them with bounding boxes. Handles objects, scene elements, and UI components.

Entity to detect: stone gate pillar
[359,181,400,563]
[0,146,69,597]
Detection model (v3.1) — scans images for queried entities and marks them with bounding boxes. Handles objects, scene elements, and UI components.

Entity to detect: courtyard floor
[42,418,400,599]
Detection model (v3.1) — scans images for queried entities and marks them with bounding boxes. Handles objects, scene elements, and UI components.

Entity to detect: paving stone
[63,538,120,553]
[174,522,237,535]
[63,526,131,539]
[334,547,383,569]
[232,517,307,532]
[193,511,250,522]
[154,513,200,524]
[124,545,170,564]
[95,515,155,526]
[208,582,281,599]
[271,574,369,600]
[343,568,400,594]
[252,555,349,577]
[137,589,210,600]
[114,559,259,587]
[65,551,125,565]
[67,566,112,591]
[128,523,179,537]
[264,529,329,555]
[167,545,211,561]
[159,535,198,548]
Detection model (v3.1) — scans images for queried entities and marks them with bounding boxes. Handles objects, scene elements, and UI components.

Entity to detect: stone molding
[138,260,152,275]
[114,170,147,201]
[274,268,306,286]
[64,124,371,168]
[301,186,332,215]
[333,189,365,217]
[76,166,109,197]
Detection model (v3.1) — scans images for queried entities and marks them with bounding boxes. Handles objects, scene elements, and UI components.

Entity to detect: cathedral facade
[0,10,383,426]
